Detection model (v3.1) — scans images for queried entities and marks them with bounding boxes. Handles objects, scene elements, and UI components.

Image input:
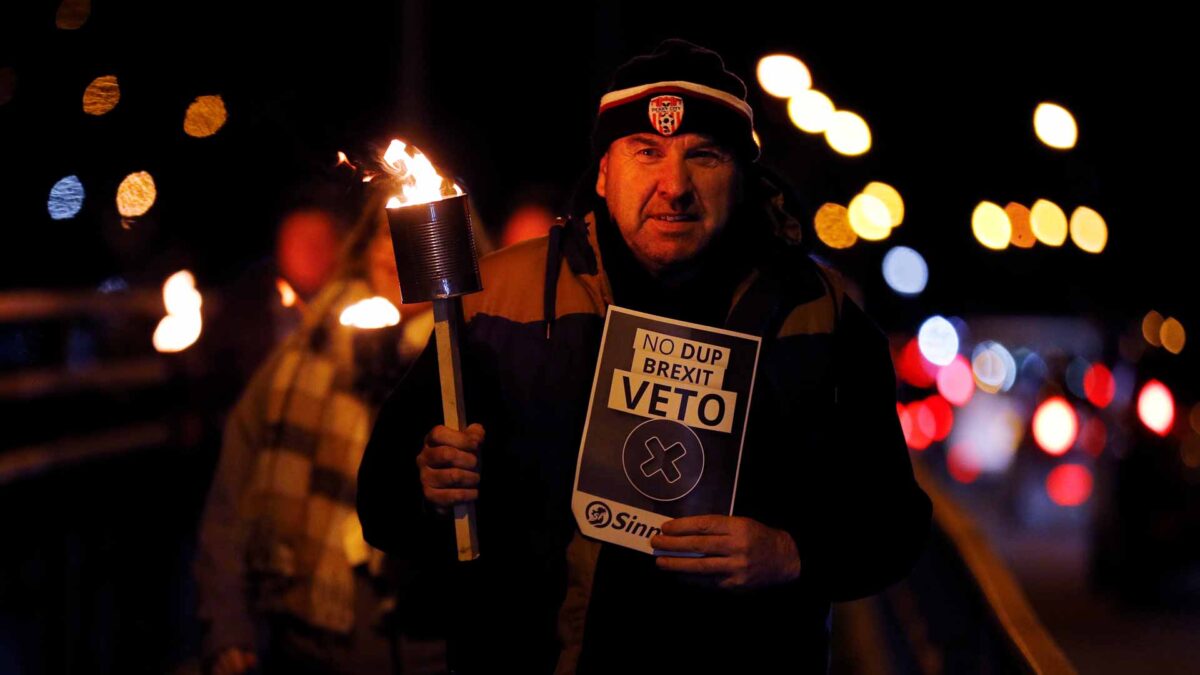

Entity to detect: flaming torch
[380,139,480,561]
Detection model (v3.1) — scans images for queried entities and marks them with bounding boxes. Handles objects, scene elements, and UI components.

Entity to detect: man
[358,39,931,674]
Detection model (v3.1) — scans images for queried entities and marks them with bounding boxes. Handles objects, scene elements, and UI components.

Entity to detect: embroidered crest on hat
[648,95,684,136]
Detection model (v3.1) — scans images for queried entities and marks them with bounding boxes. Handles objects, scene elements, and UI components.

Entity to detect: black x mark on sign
[640,436,687,484]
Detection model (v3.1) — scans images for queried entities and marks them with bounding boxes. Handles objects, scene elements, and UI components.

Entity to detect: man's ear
[595,153,608,198]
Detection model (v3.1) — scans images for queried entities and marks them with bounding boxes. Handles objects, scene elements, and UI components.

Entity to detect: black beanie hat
[592,39,759,162]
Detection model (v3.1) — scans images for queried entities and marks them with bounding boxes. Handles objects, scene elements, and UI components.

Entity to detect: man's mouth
[647,213,699,223]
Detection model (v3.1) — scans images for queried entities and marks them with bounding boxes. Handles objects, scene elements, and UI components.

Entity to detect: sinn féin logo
[585,501,613,528]
[648,95,684,136]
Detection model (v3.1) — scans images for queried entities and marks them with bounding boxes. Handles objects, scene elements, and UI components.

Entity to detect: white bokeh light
[882,246,928,296]
[918,316,959,366]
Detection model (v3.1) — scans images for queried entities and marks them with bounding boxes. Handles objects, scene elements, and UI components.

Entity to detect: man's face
[596,132,741,275]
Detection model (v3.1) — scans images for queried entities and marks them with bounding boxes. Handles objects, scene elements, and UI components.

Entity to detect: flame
[163,270,202,315]
[337,151,357,170]
[153,313,203,353]
[155,270,203,352]
[276,278,297,307]
[381,139,464,208]
[339,296,401,329]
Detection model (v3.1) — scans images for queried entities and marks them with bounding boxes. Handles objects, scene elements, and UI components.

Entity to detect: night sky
[2,4,1193,351]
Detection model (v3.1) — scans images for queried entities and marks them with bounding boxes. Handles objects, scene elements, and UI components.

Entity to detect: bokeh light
[183,95,228,138]
[937,355,975,407]
[153,314,203,353]
[48,175,85,220]
[1017,349,1048,384]
[1065,357,1090,400]
[1190,403,1200,435]
[163,271,202,316]
[83,75,120,115]
[1081,417,1107,456]
[1005,202,1036,248]
[897,338,939,388]
[1083,363,1115,408]
[1161,317,1186,354]
[863,182,904,228]
[949,395,1024,473]
[899,403,932,451]
[1142,310,1164,347]
[56,0,91,30]
[276,279,297,308]
[787,89,835,133]
[1137,380,1175,436]
[924,395,954,441]
[1046,464,1092,507]
[848,193,891,241]
[972,201,1011,250]
[971,340,1016,394]
[1069,206,1107,253]
[825,110,871,156]
[814,203,856,249]
[1033,397,1078,456]
[918,316,959,367]
[947,443,981,484]
[1030,199,1068,246]
[757,54,812,98]
[154,270,203,353]
[340,297,401,329]
[1183,436,1200,470]
[1033,102,1078,150]
[912,400,938,440]
[116,171,157,217]
[882,246,927,296]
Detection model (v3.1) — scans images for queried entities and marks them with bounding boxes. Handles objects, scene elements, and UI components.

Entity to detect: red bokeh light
[923,394,954,441]
[947,443,980,484]
[1080,417,1106,457]
[899,403,932,451]
[936,355,974,407]
[897,338,938,388]
[1083,364,1115,408]
[1046,464,1093,506]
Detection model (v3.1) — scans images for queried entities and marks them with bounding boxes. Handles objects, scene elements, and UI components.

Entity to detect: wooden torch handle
[432,298,480,561]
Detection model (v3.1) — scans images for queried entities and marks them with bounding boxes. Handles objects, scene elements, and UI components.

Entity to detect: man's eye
[689,150,729,166]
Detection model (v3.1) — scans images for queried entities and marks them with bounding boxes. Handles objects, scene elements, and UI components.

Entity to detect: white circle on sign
[622,418,705,502]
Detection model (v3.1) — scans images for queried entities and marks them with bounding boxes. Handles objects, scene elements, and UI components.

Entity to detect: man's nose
[656,156,695,205]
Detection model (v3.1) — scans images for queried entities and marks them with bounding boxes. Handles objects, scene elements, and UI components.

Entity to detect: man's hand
[210,647,257,675]
[415,423,483,510]
[650,515,801,590]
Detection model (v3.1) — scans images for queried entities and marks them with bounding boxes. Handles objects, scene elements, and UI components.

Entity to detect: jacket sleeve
[356,336,450,558]
[193,348,282,660]
[790,298,932,601]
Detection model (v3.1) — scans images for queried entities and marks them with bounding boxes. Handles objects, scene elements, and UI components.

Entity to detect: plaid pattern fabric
[242,278,381,634]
